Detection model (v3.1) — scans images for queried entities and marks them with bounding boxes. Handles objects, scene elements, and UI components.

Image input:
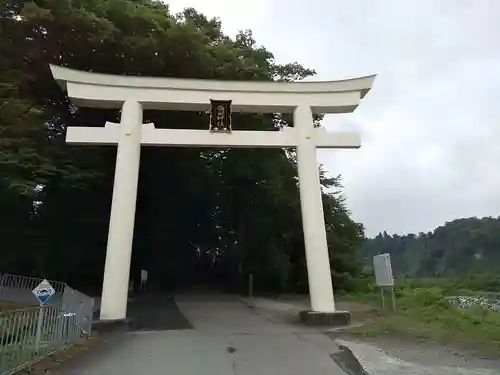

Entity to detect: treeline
[360,216,500,278]
[0,0,364,294]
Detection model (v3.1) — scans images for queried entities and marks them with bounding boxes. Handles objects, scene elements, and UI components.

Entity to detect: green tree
[360,216,500,280]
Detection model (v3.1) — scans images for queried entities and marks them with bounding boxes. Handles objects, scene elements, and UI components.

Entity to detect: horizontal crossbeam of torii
[50,64,376,325]
[67,122,360,148]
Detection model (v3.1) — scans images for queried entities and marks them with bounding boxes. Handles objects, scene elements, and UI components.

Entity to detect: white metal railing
[0,274,94,374]
[0,304,87,374]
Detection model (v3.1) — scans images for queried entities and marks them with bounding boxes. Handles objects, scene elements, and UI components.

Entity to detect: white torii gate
[50,65,376,324]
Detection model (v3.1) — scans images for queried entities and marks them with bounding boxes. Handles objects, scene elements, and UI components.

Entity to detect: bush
[346,272,376,294]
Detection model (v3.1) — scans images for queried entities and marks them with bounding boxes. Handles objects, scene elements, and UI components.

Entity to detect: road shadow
[93,294,193,331]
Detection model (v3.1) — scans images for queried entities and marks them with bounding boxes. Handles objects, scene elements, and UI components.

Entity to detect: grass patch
[342,287,500,355]
[0,301,25,312]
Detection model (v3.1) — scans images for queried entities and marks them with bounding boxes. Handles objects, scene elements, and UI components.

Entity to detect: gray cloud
[169,0,500,236]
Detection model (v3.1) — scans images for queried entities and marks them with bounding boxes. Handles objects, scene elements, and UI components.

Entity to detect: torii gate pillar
[50,65,376,326]
[101,101,142,321]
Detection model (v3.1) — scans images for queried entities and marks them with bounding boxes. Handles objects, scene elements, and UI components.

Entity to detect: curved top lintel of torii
[49,64,376,114]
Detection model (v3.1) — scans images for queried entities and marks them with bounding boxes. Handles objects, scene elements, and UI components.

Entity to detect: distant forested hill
[360,217,500,278]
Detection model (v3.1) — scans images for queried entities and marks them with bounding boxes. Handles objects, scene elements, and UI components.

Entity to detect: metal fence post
[35,305,44,352]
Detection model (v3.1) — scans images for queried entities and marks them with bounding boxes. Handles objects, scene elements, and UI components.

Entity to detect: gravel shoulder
[246,296,500,374]
[334,334,500,371]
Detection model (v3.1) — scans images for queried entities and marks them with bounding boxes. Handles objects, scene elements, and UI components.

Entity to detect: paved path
[59,293,348,375]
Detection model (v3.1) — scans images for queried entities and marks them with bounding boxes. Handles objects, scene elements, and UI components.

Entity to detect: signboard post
[373,253,396,311]
[140,269,148,294]
[32,279,56,351]
[248,273,254,298]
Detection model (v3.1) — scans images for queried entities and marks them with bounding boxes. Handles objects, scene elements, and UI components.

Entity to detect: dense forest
[360,216,500,278]
[0,0,365,294]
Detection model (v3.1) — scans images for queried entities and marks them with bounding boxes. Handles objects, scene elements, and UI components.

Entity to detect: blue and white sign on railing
[32,279,56,305]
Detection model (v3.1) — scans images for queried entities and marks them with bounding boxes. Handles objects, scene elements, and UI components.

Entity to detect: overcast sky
[167,0,500,237]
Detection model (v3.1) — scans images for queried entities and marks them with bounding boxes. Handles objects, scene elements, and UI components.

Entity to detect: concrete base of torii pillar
[299,310,351,326]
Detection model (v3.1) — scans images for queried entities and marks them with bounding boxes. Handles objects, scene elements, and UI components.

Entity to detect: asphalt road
[59,292,350,375]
